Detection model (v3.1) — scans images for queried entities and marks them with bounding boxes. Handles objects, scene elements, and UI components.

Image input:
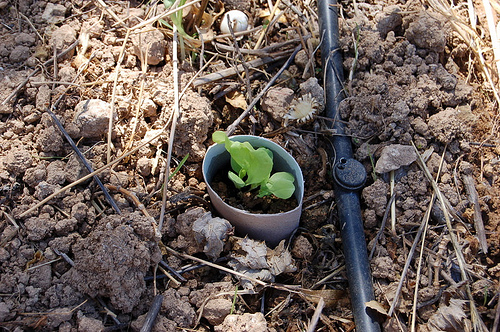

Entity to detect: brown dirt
[0,0,499,331]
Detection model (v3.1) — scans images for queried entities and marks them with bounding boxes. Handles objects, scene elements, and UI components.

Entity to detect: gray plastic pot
[202,135,304,247]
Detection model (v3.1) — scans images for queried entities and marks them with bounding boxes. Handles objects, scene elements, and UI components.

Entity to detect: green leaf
[261,172,295,199]
[212,131,227,144]
[228,171,246,189]
[211,131,295,200]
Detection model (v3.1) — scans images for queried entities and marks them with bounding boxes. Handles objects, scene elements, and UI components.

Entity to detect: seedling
[212,131,296,199]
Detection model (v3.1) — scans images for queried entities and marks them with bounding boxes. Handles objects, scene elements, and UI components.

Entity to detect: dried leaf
[301,289,347,307]
[225,91,248,110]
[232,237,269,269]
[425,299,470,332]
[366,300,389,317]
[228,260,274,290]
[192,213,232,260]
[267,240,296,275]
[229,237,297,290]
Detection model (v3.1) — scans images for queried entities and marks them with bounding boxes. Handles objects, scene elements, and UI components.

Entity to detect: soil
[0,0,499,331]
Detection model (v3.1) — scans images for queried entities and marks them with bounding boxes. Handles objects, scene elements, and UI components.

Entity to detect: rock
[51,25,76,59]
[291,235,313,260]
[77,314,105,332]
[42,3,66,24]
[73,99,115,138]
[374,144,417,173]
[15,33,36,46]
[261,87,295,122]
[294,49,309,69]
[161,288,196,328]
[34,181,62,201]
[136,157,152,177]
[36,84,51,111]
[0,301,15,322]
[427,107,462,143]
[214,312,268,332]
[131,26,166,65]
[25,216,54,241]
[174,90,213,162]
[2,148,32,176]
[141,98,157,117]
[299,77,325,111]
[202,298,233,325]
[375,5,402,36]
[69,214,161,313]
[46,307,73,329]
[9,45,30,63]
[405,13,446,53]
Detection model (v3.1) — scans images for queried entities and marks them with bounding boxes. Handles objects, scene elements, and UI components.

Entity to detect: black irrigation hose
[318,1,381,331]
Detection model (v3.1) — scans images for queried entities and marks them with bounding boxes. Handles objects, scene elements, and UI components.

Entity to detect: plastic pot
[202,135,304,247]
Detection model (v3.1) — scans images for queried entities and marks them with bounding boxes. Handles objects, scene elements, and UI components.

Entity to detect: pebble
[73,99,115,138]
[9,45,30,63]
[42,3,66,24]
[131,26,166,65]
[374,144,417,173]
[261,87,295,122]
[51,25,76,59]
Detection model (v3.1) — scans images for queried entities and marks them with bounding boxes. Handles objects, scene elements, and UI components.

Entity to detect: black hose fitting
[318,0,381,331]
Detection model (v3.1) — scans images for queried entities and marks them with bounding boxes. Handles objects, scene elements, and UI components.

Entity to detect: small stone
[141,98,157,117]
[202,298,232,325]
[294,49,309,69]
[299,77,325,111]
[374,144,417,174]
[261,87,295,123]
[0,301,14,322]
[131,26,166,65]
[77,315,105,332]
[73,99,115,138]
[405,13,446,53]
[51,25,76,59]
[136,157,152,177]
[375,5,402,36]
[214,312,268,332]
[34,181,61,200]
[25,217,53,241]
[3,148,33,176]
[15,33,36,46]
[9,45,30,63]
[42,3,66,24]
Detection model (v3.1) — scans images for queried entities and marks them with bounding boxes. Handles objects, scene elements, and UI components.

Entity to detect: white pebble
[220,10,248,35]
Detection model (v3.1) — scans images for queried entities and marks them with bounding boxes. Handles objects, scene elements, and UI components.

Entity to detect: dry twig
[412,142,488,332]
[461,169,488,253]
